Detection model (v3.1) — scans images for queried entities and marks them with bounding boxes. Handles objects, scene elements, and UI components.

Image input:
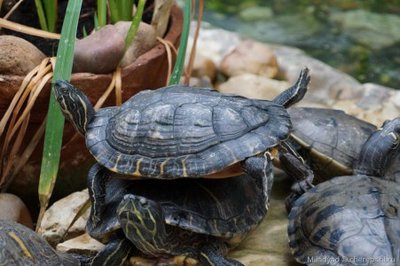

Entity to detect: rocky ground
[2,24,400,265]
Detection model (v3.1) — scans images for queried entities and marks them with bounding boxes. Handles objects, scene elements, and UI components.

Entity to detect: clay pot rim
[0,4,183,87]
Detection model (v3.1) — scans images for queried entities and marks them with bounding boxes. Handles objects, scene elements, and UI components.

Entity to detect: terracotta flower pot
[0,5,183,216]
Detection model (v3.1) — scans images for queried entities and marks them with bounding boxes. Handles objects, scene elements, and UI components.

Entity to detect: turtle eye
[389,132,400,149]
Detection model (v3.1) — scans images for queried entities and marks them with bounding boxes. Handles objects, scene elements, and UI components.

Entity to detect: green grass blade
[34,0,48,31]
[108,0,120,23]
[168,0,191,85]
[97,0,107,27]
[37,0,83,228]
[43,0,57,32]
[119,0,134,21]
[124,0,145,51]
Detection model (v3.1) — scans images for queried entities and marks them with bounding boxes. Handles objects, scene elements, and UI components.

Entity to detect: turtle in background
[87,154,273,266]
[0,220,80,266]
[282,117,400,265]
[285,107,378,182]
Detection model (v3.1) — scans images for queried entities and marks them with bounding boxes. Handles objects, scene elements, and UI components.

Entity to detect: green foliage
[34,0,57,32]
[124,0,146,51]
[38,0,82,225]
[168,0,192,85]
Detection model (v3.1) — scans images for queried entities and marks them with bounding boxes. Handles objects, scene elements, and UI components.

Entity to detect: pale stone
[272,44,364,105]
[217,74,290,100]
[38,189,90,246]
[220,40,278,78]
[115,22,158,67]
[56,233,104,256]
[0,35,45,75]
[239,6,273,21]
[152,0,174,37]
[0,193,33,229]
[190,53,217,81]
[187,22,241,66]
[73,25,125,74]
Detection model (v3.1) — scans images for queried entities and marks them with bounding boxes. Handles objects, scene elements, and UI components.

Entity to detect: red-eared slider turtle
[283,117,400,265]
[87,155,272,266]
[286,107,377,181]
[54,68,310,179]
[0,220,80,266]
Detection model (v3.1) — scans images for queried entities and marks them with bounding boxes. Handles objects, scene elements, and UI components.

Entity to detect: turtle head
[355,118,400,177]
[54,80,95,135]
[117,194,168,255]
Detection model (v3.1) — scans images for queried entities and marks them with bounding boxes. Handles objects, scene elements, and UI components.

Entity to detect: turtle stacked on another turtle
[282,117,400,266]
[54,68,311,265]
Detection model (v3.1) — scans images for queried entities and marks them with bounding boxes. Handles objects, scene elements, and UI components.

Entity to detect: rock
[330,10,400,49]
[272,44,364,105]
[38,189,90,246]
[190,53,217,81]
[217,74,290,100]
[188,23,241,66]
[0,35,46,75]
[220,40,278,78]
[239,6,273,21]
[73,25,125,74]
[151,0,174,37]
[0,193,33,229]
[56,233,104,257]
[115,22,158,68]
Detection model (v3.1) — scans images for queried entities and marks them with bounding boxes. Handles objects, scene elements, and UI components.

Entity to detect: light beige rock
[191,53,217,81]
[56,233,104,256]
[0,35,46,75]
[220,40,278,78]
[38,189,90,246]
[73,25,125,74]
[0,193,33,229]
[152,0,174,37]
[217,73,290,100]
[272,44,364,105]
[115,22,158,67]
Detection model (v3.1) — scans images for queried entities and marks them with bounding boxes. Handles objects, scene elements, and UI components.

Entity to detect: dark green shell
[86,85,290,178]
[0,220,79,266]
[87,171,267,241]
[288,107,377,180]
[288,175,400,265]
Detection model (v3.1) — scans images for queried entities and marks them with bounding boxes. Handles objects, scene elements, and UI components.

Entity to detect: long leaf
[124,0,146,52]
[37,0,83,229]
[168,0,191,85]
[96,0,107,28]
[43,0,57,32]
[34,0,48,31]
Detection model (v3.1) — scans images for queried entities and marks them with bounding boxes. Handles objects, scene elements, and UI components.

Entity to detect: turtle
[284,107,378,182]
[282,117,400,265]
[53,68,310,180]
[87,153,273,266]
[0,220,80,266]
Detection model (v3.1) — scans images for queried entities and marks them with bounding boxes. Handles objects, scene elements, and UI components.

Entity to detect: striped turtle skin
[87,155,272,265]
[54,68,310,179]
[286,118,400,266]
[287,107,377,181]
[288,175,400,266]
[0,220,79,266]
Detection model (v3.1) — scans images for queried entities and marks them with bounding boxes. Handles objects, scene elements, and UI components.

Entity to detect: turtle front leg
[242,152,274,204]
[199,241,244,266]
[91,236,134,266]
[87,163,109,228]
[279,152,314,212]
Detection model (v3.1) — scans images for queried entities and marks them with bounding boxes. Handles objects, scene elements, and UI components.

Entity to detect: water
[203,0,400,89]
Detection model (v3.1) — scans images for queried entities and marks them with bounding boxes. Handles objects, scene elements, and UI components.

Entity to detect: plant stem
[168,0,192,85]
[34,0,48,32]
[97,0,107,28]
[124,0,146,52]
